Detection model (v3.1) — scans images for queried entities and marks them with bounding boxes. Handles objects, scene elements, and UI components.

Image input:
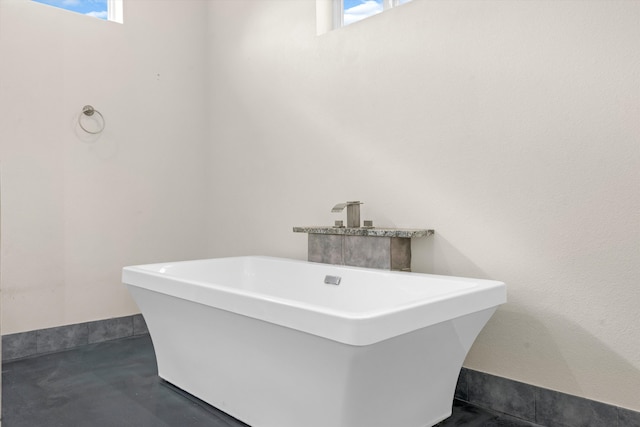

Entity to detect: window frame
[108,0,124,24]
[317,0,414,35]
[336,0,411,29]
[32,0,123,24]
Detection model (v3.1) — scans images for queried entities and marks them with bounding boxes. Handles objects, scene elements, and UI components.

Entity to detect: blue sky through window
[343,0,383,26]
[33,0,108,20]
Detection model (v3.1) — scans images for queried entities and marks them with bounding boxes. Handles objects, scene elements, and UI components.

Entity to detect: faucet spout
[332,203,347,213]
[331,201,362,228]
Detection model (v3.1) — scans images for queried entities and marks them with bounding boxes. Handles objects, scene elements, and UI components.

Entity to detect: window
[32,0,123,23]
[340,0,413,27]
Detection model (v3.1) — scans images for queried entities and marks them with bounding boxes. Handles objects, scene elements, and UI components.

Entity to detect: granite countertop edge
[293,226,434,238]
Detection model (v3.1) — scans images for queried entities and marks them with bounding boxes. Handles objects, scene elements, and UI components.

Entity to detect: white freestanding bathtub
[123,256,506,427]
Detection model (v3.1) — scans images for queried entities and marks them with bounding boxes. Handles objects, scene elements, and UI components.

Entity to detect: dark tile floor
[2,335,542,427]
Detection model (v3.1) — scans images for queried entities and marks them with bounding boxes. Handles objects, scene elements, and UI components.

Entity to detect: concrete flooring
[2,334,542,427]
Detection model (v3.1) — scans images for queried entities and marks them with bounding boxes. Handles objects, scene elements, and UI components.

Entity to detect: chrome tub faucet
[332,201,362,228]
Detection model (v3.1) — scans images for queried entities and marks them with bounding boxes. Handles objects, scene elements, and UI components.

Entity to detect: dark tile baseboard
[456,367,640,427]
[3,317,639,427]
[2,314,148,361]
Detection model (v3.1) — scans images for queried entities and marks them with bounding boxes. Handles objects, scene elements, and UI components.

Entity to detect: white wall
[0,0,210,333]
[206,0,640,411]
[1,0,638,415]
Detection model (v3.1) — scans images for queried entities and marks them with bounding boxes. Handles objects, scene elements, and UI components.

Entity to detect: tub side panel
[341,308,498,426]
[127,284,497,427]
[342,321,466,426]
[127,285,354,427]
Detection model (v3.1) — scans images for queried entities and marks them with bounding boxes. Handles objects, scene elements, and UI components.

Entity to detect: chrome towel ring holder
[79,105,105,134]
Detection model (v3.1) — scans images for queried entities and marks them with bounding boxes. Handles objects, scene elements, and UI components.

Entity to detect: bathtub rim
[123,255,506,346]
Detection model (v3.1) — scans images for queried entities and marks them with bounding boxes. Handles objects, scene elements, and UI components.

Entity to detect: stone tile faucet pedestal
[295,202,433,271]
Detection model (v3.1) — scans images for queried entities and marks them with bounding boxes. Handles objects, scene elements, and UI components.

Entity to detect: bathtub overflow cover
[324,275,341,286]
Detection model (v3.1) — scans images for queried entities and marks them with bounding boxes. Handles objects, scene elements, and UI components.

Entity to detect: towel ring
[79,105,105,134]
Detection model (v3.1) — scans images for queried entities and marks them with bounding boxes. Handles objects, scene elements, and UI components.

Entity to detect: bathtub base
[129,285,495,427]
